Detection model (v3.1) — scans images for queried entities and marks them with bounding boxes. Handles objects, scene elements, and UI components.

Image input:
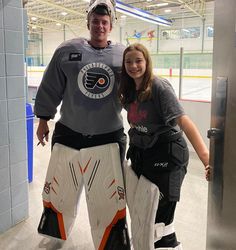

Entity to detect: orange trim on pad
[98,208,126,250]
[43,200,67,240]
[78,157,91,174]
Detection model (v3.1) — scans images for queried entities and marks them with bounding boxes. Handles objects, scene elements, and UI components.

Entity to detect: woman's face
[124,50,146,87]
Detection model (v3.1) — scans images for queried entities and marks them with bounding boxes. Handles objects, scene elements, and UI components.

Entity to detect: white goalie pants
[125,164,182,250]
[38,143,128,250]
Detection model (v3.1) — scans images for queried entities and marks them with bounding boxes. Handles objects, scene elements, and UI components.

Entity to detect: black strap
[158,130,183,143]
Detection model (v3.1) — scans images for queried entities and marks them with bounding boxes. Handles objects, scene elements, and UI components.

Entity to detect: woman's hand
[205,165,211,181]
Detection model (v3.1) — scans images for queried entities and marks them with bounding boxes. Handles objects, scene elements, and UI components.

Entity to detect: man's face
[88,13,112,43]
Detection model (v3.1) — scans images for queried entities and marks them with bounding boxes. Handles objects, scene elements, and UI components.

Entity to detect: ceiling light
[157,3,169,7]
[31,17,37,21]
[147,3,169,8]
[32,26,37,29]
[61,12,68,16]
[164,9,172,13]
[146,0,153,2]
[116,1,172,26]
[56,23,61,26]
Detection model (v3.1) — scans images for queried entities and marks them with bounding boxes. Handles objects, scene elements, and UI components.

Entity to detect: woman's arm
[176,114,210,180]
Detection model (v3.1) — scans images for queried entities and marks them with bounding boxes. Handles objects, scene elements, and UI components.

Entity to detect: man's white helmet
[87,0,116,24]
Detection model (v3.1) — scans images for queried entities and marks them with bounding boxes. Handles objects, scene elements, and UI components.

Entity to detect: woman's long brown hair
[119,43,154,105]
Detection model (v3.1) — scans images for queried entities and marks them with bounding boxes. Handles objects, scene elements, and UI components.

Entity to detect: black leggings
[154,200,178,248]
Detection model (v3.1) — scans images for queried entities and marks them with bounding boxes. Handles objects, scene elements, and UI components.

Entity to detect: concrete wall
[0,0,29,233]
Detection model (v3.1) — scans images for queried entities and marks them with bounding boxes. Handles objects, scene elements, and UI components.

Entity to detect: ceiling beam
[34,0,85,17]
[28,23,62,32]
[28,20,86,36]
[177,0,205,19]
[27,11,71,26]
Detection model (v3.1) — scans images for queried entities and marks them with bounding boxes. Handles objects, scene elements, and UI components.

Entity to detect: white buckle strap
[154,222,175,242]
[155,243,183,250]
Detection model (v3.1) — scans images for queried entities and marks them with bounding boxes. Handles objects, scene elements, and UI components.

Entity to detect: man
[34,1,130,249]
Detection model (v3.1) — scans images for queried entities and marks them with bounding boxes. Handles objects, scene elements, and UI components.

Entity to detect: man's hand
[36,119,49,146]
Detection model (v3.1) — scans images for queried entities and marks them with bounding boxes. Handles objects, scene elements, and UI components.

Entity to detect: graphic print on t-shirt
[128,102,150,134]
[128,102,147,124]
[78,62,115,99]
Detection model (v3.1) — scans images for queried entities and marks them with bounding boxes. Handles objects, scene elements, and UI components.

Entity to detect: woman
[119,43,210,250]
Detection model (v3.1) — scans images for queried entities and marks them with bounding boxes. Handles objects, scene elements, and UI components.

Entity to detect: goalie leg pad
[124,164,139,215]
[129,174,160,250]
[125,166,179,249]
[80,143,130,250]
[38,143,83,240]
[125,163,166,249]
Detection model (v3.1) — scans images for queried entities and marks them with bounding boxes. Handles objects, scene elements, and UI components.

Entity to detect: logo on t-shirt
[78,63,115,99]
[69,52,82,61]
[128,102,147,123]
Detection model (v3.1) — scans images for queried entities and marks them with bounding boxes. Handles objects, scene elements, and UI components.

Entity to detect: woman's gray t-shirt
[126,77,185,148]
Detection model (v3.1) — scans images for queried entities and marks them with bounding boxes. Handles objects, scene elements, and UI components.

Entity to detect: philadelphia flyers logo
[78,63,115,99]
[85,71,109,89]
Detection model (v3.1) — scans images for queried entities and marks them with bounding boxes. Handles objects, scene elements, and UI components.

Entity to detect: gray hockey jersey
[34,38,125,135]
